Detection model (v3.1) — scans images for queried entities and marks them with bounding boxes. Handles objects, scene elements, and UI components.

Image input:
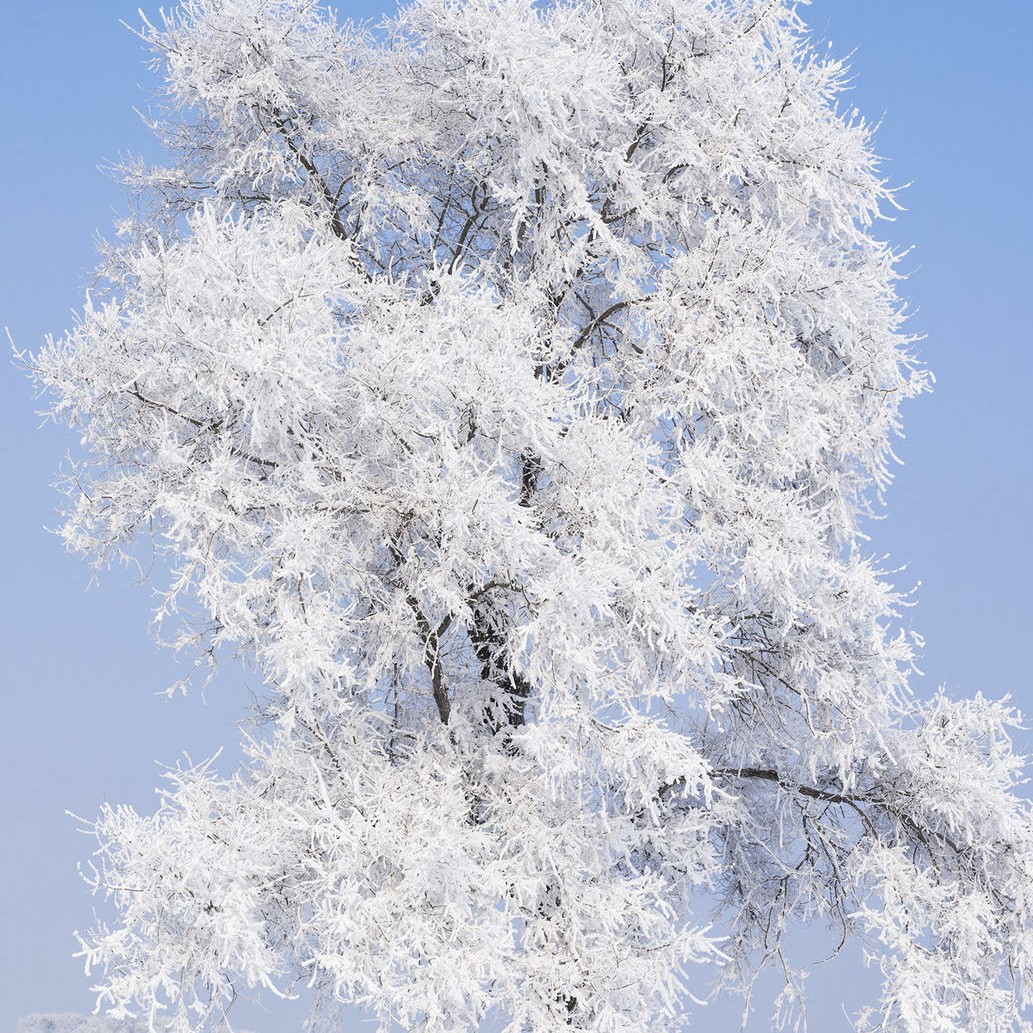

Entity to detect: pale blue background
[2,1,1030,1030]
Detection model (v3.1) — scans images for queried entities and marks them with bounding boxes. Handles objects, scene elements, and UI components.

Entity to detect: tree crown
[30,1,1033,1031]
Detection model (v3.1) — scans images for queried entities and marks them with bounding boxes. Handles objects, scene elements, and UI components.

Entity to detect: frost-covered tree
[28,0,1033,1031]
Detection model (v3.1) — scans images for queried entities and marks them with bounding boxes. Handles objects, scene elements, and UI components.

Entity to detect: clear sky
[2,1,1030,1031]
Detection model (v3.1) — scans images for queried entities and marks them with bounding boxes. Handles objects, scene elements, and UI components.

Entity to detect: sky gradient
[2,1,1030,1030]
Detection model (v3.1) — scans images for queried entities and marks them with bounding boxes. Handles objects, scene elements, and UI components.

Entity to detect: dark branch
[407,595,451,726]
[128,384,279,472]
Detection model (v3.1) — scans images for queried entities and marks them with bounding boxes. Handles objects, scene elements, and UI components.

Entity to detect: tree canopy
[30,0,1033,1030]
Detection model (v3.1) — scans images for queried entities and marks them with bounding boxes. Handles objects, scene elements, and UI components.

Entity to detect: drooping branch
[673,766,973,863]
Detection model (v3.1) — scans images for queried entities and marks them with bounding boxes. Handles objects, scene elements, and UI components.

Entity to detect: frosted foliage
[28,0,1033,1031]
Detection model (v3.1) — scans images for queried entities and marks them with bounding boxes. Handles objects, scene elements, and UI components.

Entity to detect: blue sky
[1,1,1030,1030]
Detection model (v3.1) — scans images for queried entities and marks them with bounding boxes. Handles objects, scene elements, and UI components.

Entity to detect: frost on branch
[30,0,1033,1030]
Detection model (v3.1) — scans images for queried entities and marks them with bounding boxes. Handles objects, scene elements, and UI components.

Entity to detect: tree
[28,0,1033,1030]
